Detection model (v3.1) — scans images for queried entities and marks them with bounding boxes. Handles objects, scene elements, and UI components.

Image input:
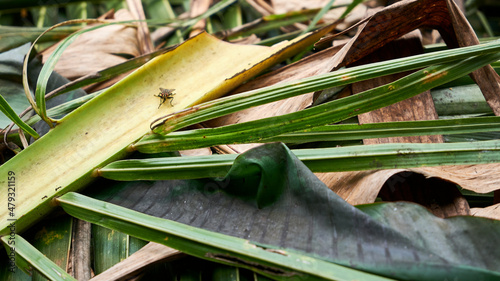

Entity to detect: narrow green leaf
[1,235,77,281]
[143,51,500,153]
[57,192,393,281]
[102,140,500,181]
[268,116,500,143]
[0,94,39,139]
[142,116,500,148]
[150,40,500,135]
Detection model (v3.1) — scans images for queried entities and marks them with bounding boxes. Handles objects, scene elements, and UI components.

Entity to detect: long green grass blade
[0,94,39,139]
[0,235,76,281]
[57,192,393,281]
[101,140,500,181]
[152,116,500,146]
[141,51,500,153]
[150,40,500,135]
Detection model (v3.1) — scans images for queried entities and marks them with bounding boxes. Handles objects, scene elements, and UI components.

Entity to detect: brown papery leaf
[42,9,141,81]
[126,0,154,54]
[189,0,213,37]
[327,0,500,114]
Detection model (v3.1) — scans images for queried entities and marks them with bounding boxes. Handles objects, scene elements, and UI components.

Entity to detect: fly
[155,88,176,108]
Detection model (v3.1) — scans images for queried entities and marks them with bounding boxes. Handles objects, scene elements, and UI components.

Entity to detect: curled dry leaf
[42,9,141,81]
[320,163,500,205]
[471,203,500,221]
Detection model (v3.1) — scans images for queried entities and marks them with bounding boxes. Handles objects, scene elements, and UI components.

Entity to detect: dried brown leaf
[320,164,500,206]
[189,0,213,37]
[126,0,154,54]
[471,203,500,221]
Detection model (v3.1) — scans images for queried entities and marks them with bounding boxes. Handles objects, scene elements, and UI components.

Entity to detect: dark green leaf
[87,143,500,280]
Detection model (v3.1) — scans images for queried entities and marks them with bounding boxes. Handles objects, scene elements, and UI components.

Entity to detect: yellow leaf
[0,27,335,235]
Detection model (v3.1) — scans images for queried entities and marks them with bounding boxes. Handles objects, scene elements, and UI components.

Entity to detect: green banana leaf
[82,143,500,280]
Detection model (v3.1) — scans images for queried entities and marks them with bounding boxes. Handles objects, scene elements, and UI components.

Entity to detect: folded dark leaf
[85,143,500,280]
